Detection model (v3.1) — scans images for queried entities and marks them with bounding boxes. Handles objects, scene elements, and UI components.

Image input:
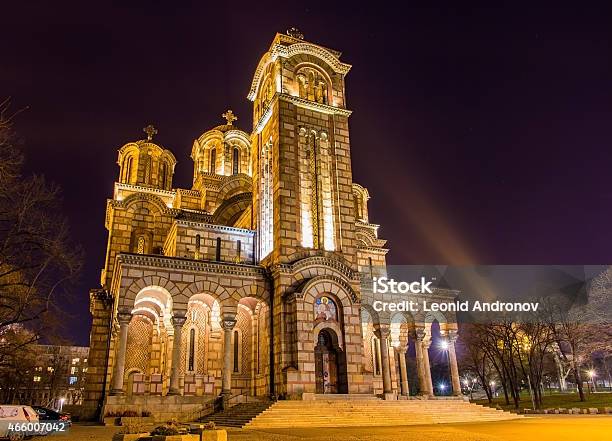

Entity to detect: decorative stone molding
[221,318,237,331]
[117,253,266,277]
[171,314,187,328]
[117,311,133,325]
[299,274,359,305]
[279,94,352,116]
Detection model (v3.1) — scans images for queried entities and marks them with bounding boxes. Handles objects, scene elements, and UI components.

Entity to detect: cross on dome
[222,110,237,126]
[143,124,158,141]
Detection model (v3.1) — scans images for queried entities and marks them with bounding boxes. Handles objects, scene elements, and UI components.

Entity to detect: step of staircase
[199,401,273,428]
[244,398,522,428]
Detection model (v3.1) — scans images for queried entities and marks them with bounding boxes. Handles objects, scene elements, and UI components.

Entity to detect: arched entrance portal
[314,329,348,394]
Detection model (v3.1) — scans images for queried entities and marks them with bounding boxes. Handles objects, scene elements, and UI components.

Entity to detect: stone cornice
[173,219,255,236]
[357,246,389,255]
[279,94,352,117]
[117,253,266,278]
[253,93,352,135]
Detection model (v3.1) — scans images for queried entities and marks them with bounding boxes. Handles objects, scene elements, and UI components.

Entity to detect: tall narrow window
[144,156,151,184]
[215,237,221,261]
[236,240,241,262]
[368,257,373,279]
[195,234,201,260]
[232,147,239,175]
[209,149,216,174]
[372,337,381,376]
[233,330,239,373]
[188,328,195,372]
[160,162,167,189]
[260,141,274,257]
[137,236,145,254]
[309,135,320,249]
[124,156,133,183]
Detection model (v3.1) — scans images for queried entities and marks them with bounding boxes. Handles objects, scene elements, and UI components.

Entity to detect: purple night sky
[3,2,612,344]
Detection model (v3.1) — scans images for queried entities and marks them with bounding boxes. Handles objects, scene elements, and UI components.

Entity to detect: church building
[83,30,462,420]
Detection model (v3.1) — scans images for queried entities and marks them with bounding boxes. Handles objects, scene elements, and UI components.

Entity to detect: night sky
[4,2,612,344]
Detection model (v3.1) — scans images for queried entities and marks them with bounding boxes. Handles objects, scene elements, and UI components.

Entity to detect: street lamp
[439,383,447,395]
[59,398,65,412]
[587,370,597,393]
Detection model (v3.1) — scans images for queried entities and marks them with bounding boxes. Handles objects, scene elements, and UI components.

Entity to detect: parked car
[31,406,71,426]
[0,405,39,440]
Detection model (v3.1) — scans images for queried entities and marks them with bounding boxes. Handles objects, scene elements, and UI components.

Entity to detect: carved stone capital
[414,328,427,341]
[117,311,133,326]
[374,326,390,340]
[221,318,237,331]
[171,314,187,328]
[447,330,459,343]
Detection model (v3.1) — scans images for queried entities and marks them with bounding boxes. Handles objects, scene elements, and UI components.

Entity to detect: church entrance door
[315,329,339,394]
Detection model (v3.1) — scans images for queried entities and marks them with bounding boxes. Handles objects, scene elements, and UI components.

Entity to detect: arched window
[215,237,221,261]
[232,147,240,175]
[160,162,167,189]
[233,330,240,373]
[137,236,145,254]
[314,296,338,322]
[209,149,216,174]
[372,336,381,376]
[123,156,133,183]
[144,155,151,184]
[195,234,201,260]
[188,328,196,372]
[296,67,329,104]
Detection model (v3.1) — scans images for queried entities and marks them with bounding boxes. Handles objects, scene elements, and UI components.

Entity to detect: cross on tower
[143,124,158,141]
[222,110,237,126]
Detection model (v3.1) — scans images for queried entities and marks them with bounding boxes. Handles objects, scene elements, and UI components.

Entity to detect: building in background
[4,345,88,408]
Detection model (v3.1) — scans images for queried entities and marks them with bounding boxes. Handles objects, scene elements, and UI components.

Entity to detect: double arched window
[296,67,330,104]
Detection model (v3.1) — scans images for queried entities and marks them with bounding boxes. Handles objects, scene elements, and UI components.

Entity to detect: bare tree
[0,99,81,346]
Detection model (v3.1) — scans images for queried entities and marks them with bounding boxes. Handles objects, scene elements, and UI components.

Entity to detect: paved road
[46,416,612,441]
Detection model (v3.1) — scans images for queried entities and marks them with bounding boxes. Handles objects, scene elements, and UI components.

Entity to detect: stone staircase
[199,401,273,428]
[244,397,521,428]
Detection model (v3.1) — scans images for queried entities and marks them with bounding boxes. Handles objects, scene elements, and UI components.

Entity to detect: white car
[0,405,39,441]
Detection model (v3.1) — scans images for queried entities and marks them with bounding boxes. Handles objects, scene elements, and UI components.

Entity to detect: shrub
[151,422,179,436]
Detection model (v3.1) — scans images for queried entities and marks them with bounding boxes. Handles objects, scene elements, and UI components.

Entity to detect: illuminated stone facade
[83,31,461,420]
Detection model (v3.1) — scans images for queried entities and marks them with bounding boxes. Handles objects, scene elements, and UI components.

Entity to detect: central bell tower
[249,29,357,267]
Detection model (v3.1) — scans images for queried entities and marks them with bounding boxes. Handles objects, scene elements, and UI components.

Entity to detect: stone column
[415,329,432,396]
[447,331,462,396]
[422,338,434,396]
[168,313,186,395]
[221,317,237,398]
[110,311,132,395]
[375,327,392,396]
[397,345,410,396]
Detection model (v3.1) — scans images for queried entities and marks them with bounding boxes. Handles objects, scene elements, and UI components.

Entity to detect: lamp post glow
[439,383,447,395]
[587,370,597,393]
[59,398,65,412]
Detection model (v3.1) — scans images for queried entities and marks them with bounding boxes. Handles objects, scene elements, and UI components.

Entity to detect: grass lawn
[474,391,612,412]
